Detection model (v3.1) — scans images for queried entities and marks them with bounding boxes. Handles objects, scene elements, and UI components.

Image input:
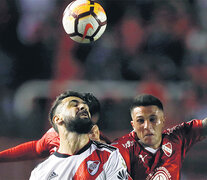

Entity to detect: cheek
[134,123,144,134]
[154,122,164,132]
[155,119,164,129]
[156,119,163,125]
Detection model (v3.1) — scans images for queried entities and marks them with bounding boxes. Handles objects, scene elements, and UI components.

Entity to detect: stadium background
[0,0,206,179]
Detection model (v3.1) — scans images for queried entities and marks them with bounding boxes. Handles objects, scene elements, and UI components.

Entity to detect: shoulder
[44,128,59,138]
[40,128,59,143]
[163,119,203,135]
[113,131,135,142]
[30,154,56,178]
[162,119,204,144]
[111,131,137,149]
[92,141,117,153]
[36,128,60,154]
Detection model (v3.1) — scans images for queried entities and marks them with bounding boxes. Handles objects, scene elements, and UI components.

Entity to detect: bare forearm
[202,118,207,136]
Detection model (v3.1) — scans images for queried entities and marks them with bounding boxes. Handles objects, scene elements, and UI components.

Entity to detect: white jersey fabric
[30,141,129,180]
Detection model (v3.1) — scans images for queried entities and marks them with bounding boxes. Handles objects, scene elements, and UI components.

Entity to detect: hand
[89,125,101,142]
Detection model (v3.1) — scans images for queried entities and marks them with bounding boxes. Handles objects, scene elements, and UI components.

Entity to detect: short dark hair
[130,94,164,113]
[49,91,100,132]
[84,93,100,117]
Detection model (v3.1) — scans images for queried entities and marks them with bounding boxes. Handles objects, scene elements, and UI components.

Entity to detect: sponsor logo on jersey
[47,171,58,180]
[122,141,134,148]
[117,169,128,180]
[139,154,147,163]
[87,160,100,175]
[147,167,171,180]
[162,142,172,157]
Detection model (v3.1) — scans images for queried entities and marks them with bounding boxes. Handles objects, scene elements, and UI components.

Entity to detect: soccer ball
[62,0,107,43]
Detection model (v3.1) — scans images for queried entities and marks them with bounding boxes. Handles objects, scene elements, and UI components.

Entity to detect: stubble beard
[64,111,93,134]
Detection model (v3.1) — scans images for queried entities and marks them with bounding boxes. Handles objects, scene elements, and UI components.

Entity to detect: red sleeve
[36,128,60,155]
[0,141,44,162]
[0,128,59,163]
[182,119,204,151]
[165,119,204,156]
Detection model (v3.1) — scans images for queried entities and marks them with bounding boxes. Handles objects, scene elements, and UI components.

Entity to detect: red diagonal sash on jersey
[73,149,110,179]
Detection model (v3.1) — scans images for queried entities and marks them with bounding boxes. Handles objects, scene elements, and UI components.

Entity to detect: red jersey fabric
[36,128,59,155]
[0,120,204,180]
[112,119,204,180]
[0,141,39,162]
[35,128,112,155]
[0,128,111,162]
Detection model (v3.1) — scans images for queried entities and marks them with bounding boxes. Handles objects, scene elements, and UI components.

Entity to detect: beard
[64,110,93,134]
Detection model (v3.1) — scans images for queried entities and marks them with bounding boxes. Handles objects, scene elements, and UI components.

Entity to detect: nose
[143,120,151,129]
[78,103,87,111]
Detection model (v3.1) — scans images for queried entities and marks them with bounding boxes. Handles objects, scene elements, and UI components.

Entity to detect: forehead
[131,105,163,116]
[61,96,85,104]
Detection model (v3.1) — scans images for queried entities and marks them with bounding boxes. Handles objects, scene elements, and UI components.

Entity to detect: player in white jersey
[30,91,130,180]
[30,141,128,180]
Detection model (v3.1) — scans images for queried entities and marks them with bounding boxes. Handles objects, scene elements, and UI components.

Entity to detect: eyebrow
[135,114,156,118]
[69,99,79,103]
[69,99,87,104]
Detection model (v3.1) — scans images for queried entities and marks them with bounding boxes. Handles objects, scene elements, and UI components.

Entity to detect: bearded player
[29,90,130,179]
[1,93,207,179]
[0,91,111,162]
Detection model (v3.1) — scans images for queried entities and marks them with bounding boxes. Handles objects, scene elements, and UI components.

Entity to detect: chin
[143,138,155,146]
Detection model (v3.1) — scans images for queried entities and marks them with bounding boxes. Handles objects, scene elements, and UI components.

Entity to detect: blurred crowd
[0,0,207,138]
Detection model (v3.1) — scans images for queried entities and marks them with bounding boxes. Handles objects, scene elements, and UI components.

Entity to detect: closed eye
[68,100,79,107]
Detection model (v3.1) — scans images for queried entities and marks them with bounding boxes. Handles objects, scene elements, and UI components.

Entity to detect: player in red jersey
[112,94,207,180]
[1,93,206,179]
[0,91,111,162]
[29,90,129,179]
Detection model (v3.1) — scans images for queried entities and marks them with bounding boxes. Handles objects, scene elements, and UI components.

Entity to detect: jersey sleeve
[0,128,59,163]
[0,141,41,162]
[166,119,204,154]
[35,128,60,155]
[104,149,132,180]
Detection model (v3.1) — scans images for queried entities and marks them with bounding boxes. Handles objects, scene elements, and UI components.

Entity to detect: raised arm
[0,128,59,163]
[0,141,44,162]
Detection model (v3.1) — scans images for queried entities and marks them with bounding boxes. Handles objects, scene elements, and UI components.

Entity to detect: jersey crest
[87,160,100,175]
[162,142,172,157]
[147,167,171,180]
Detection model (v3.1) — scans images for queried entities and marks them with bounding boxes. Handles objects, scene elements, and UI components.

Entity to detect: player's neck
[58,130,90,155]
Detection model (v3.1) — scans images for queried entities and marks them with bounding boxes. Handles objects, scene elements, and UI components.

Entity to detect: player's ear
[162,115,166,124]
[131,120,135,130]
[161,115,166,130]
[163,116,166,123]
[53,115,64,125]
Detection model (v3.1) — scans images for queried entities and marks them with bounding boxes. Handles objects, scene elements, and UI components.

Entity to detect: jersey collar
[54,140,92,158]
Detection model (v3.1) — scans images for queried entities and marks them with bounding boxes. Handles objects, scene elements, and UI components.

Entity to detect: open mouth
[77,110,89,117]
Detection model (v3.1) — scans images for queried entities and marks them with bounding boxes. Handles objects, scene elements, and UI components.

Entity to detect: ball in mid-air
[62,0,107,43]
